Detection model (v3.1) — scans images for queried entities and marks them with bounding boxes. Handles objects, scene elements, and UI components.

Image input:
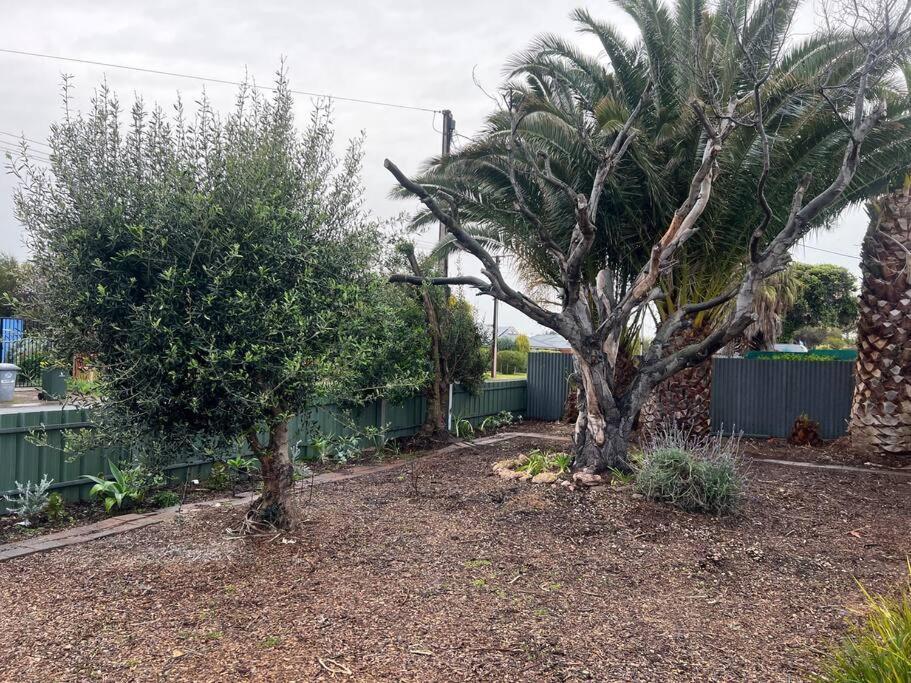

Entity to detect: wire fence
[1,318,58,387]
[1,334,54,387]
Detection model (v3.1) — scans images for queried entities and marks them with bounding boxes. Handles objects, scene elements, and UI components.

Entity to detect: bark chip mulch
[1,425,909,682]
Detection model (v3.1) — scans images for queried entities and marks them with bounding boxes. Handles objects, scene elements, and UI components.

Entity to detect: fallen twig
[317,657,352,675]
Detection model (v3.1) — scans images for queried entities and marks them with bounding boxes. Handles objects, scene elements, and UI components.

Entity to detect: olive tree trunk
[247,420,298,530]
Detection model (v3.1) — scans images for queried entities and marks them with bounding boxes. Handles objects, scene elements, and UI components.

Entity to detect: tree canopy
[14,73,427,528]
[407,0,911,328]
[781,263,858,341]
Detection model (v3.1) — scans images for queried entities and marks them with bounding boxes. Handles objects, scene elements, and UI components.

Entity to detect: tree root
[243,493,301,534]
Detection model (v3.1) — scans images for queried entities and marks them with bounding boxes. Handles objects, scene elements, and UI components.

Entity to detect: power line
[794,243,861,260]
[0,129,52,149]
[0,47,442,114]
[0,144,50,161]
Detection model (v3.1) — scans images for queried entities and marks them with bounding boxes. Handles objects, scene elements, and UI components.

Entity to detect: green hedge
[745,350,856,362]
[496,349,528,374]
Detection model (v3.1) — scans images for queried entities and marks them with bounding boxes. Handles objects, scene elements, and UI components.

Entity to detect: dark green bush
[496,349,527,374]
[635,444,743,515]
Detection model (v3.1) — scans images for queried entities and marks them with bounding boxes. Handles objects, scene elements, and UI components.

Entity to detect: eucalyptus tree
[405,0,911,436]
[389,0,911,474]
[13,75,427,530]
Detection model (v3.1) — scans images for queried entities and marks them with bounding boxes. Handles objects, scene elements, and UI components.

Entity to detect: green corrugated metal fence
[527,352,574,420]
[1,379,527,501]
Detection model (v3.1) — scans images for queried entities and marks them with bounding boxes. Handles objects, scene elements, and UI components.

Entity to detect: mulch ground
[1,423,909,682]
[741,435,911,470]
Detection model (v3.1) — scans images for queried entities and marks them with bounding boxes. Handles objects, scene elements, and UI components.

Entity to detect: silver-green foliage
[635,427,744,515]
[3,475,53,520]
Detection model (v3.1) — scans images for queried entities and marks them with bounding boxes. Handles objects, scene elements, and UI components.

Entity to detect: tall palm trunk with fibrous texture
[850,188,911,457]
[640,268,802,436]
[639,325,715,436]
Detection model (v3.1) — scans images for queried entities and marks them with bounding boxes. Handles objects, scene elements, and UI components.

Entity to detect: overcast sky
[0,0,864,335]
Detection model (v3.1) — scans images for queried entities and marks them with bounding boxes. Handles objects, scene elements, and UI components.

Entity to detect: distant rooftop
[485,325,520,338]
[528,332,571,350]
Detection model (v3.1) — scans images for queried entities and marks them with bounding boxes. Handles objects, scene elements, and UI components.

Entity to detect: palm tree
[412,0,911,435]
[849,185,911,456]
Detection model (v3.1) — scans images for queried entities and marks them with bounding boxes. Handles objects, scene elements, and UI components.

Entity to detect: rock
[572,471,604,487]
[531,471,559,484]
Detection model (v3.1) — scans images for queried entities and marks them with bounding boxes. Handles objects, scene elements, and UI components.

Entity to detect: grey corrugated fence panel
[710,358,854,439]
[451,380,527,426]
[526,352,575,420]
[1,380,525,500]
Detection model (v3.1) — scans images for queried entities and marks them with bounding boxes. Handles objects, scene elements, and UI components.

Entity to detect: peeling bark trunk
[571,352,634,473]
[248,420,298,530]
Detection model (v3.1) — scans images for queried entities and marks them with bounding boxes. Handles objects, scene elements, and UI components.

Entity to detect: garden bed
[1,424,909,681]
[0,482,256,545]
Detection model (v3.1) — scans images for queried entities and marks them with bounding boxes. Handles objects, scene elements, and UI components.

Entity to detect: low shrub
[515,448,572,476]
[814,566,911,683]
[3,475,53,522]
[479,411,517,433]
[152,490,181,508]
[82,460,163,512]
[45,492,67,522]
[206,462,233,491]
[635,426,744,515]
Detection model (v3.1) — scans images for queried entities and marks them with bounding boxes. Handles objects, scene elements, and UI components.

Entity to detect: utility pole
[491,255,500,378]
[439,109,454,277]
[440,109,455,430]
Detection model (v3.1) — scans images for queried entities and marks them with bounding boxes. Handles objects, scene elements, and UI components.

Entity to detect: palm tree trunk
[639,325,714,437]
[849,188,911,456]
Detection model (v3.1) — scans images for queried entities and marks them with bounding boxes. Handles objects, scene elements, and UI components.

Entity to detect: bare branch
[385,158,565,331]
[389,273,492,291]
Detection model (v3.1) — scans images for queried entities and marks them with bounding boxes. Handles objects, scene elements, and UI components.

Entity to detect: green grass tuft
[814,566,911,682]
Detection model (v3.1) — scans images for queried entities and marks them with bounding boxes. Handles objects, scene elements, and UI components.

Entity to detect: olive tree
[14,74,426,529]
